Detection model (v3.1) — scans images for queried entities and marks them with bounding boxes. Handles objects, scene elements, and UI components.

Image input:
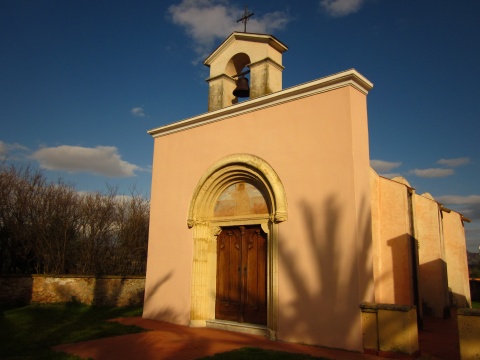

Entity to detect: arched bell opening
[187,154,287,338]
[226,53,251,103]
[226,53,250,77]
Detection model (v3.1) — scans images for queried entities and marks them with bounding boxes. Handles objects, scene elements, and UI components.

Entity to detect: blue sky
[1,0,479,251]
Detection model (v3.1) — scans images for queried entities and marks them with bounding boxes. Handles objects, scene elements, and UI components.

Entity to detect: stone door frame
[187,154,287,338]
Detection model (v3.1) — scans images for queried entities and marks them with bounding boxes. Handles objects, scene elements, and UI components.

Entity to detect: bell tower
[203,32,288,112]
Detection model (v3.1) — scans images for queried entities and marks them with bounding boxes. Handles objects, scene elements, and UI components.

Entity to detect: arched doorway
[214,182,269,326]
[187,154,287,337]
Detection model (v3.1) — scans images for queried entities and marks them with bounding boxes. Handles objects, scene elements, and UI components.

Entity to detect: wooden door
[215,225,267,325]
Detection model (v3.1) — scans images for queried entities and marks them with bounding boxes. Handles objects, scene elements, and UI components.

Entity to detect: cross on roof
[237,6,254,33]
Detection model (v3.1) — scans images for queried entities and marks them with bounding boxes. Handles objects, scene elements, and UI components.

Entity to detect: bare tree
[33,180,79,274]
[0,164,45,273]
[0,164,150,276]
[110,188,150,275]
[74,187,119,275]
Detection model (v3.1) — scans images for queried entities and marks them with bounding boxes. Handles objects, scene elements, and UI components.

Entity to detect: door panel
[216,229,241,322]
[243,228,267,325]
[215,225,267,325]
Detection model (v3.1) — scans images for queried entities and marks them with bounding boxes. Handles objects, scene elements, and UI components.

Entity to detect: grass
[199,347,328,359]
[473,301,480,309]
[0,302,145,360]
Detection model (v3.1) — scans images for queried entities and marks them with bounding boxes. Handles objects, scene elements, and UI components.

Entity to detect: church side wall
[144,85,372,351]
[374,178,415,306]
[414,194,449,317]
[370,177,471,314]
[370,169,382,303]
[442,211,471,308]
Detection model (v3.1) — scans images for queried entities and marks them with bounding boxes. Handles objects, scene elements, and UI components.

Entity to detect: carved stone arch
[187,153,288,227]
[188,153,286,338]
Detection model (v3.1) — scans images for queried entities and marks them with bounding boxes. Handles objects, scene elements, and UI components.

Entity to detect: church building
[143,32,471,354]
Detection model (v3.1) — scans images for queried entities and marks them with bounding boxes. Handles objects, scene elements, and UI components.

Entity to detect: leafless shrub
[0,164,46,273]
[111,188,149,275]
[0,163,149,275]
[32,179,79,274]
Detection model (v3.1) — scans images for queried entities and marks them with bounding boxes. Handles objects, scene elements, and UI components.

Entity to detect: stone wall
[0,275,145,306]
[360,302,419,358]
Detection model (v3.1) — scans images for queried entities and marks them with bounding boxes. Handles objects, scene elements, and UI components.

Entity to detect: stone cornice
[249,57,285,72]
[206,73,236,84]
[204,32,288,66]
[148,69,373,138]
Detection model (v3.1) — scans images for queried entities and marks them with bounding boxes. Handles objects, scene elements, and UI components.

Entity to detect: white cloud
[437,157,470,167]
[320,0,365,17]
[168,0,291,59]
[411,168,454,178]
[370,159,401,173]
[77,191,135,203]
[31,145,140,177]
[131,107,147,117]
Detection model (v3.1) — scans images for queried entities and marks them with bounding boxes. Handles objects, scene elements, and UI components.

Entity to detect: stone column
[249,58,284,99]
[207,74,237,112]
[190,222,219,326]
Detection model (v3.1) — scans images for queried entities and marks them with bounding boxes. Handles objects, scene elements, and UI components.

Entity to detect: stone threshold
[205,319,271,338]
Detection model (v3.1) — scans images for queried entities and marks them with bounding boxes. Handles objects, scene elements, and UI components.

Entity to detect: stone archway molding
[187,153,288,227]
[187,153,287,336]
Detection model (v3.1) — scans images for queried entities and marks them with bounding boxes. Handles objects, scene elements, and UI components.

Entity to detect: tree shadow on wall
[278,198,462,358]
[276,195,374,351]
[93,196,378,359]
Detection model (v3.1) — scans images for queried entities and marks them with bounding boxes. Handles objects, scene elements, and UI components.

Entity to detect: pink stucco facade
[144,73,375,351]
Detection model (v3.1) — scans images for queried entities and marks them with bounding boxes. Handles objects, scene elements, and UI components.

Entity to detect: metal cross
[237,6,254,33]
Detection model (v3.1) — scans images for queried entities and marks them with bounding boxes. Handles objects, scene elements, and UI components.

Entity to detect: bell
[233,76,250,98]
